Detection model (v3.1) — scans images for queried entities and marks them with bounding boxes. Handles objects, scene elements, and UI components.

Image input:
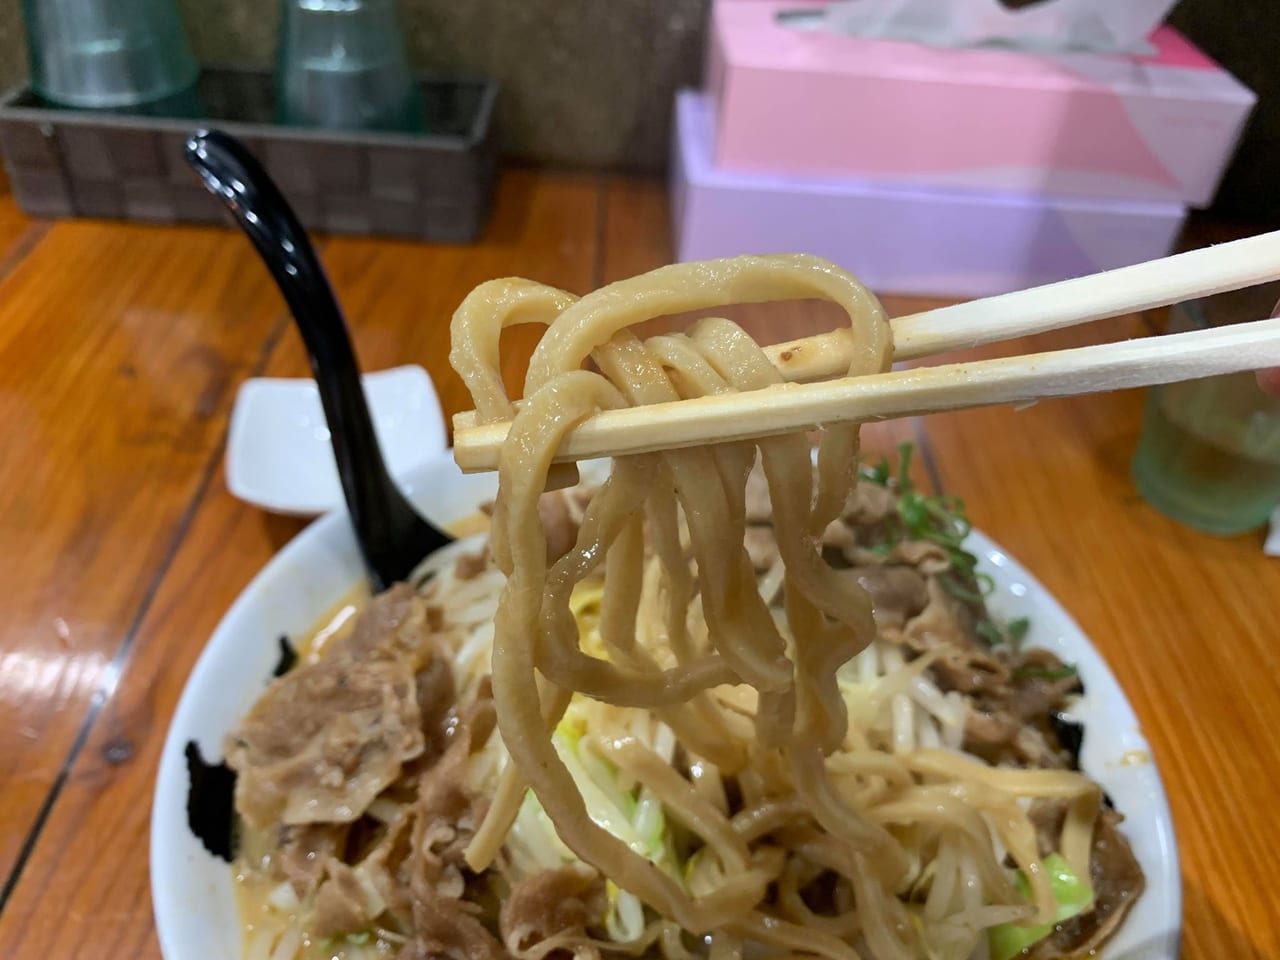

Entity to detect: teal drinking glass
[1132,290,1280,534]
[277,0,423,132]
[21,0,199,109]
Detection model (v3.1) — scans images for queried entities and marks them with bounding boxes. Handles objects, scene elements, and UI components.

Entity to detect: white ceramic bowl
[151,454,1180,959]
[225,365,447,516]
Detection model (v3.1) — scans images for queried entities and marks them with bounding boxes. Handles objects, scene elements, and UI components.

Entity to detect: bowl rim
[151,455,1181,960]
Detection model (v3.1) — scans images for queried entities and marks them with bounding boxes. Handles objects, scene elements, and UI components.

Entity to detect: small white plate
[225,365,447,516]
[152,455,1180,960]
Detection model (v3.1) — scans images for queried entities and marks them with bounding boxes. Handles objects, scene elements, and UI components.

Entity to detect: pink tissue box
[671,92,1185,299]
[708,1,1254,208]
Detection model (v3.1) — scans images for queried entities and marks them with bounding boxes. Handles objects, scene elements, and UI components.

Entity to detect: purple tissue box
[671,91,1186,298]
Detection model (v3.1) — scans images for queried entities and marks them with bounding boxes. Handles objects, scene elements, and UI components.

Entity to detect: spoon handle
[186,129,450,590]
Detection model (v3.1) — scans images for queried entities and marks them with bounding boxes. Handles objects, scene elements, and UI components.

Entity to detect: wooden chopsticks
[452,232,1280,473]
[762,230,1280,380]
[455,318,1280,469]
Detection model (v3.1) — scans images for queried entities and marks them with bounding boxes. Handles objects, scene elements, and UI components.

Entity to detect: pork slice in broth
[226,655,425,828]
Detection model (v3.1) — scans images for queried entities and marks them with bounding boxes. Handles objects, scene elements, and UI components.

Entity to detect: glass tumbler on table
[277,0,423,132]
[1131,289,1280,535]
[20,0,199,110]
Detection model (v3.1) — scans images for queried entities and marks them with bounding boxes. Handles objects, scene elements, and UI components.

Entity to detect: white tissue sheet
[810,0,1180,54]
[1267,507,1280,558]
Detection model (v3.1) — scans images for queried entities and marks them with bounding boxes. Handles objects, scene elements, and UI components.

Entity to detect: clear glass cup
[1131,286,1280,535]
[276,0,423,133]
[20,0,199,109]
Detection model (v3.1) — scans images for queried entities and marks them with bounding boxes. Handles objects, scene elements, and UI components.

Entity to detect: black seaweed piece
[184,741,238,862]
[1048,712,1085,771]
[272,634,297,677]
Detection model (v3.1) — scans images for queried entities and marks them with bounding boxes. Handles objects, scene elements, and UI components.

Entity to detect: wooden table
[0,170,1276,959]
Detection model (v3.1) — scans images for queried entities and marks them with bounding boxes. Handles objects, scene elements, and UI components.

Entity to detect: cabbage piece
[989,854,1094,960]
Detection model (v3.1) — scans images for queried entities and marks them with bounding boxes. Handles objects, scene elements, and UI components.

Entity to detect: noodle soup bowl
[151,453,1180,959]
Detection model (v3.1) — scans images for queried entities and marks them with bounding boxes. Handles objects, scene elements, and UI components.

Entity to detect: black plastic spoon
[185,129,452,592]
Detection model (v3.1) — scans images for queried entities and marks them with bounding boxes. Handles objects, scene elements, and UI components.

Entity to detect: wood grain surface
[0,171,1275,959]
[0,185,45,278]
[0,219,291,887]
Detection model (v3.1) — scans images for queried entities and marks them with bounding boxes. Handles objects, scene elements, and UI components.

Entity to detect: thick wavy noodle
[447,254,1109,960]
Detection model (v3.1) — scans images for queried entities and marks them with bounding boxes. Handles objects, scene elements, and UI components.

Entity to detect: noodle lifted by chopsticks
[449,255,1104,960]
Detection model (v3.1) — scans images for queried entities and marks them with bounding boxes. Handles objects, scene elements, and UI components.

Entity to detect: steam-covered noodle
[227,255,1143,960]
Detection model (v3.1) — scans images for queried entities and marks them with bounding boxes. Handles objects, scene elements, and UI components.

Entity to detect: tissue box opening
[708,0,1254,208]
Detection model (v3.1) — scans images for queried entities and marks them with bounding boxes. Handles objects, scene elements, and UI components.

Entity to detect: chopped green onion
[974,620,1004,646]
[861,444,1037,652]
[897,441,914,483]
[974,614,1034,651]
[940,572,986,604]
[989,854,1094,960]
[860,456,892,486]
[1007,617,1031,645]
[860,444,991,599]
